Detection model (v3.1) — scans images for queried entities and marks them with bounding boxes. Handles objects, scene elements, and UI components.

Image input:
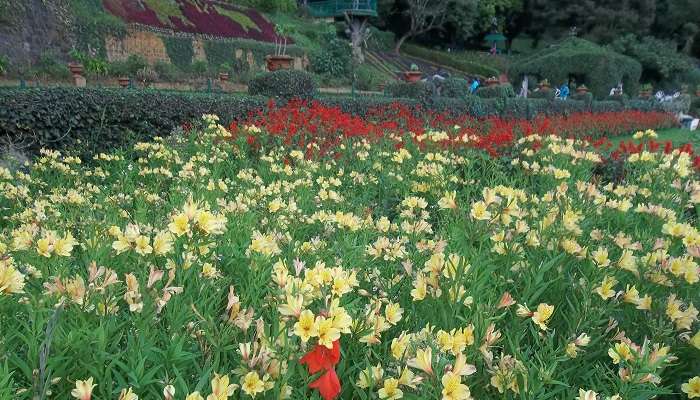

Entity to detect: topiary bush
[310,31,351,77]
[248,70,317,99]
[384,81,433,100]
[476,83,515,99]
[439,78,471,98]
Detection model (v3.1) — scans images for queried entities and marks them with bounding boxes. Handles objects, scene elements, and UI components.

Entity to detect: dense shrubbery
[383,81,432,100]
[439,78,471,98]
[367,27,395,51]
[476,83,515,98]
[512,38,642,99]
[248,70,317,99]
[0,87,683,155]
[402,44,501,77]
[310,31,351,77]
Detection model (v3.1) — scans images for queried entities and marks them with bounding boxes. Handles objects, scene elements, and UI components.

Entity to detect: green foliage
[384,81,433,100]
[32,53,71,80]
[191,60,209,76]
[511,37,642,99]
[163,37,194,71]
[0,55,8,75]
[153,61,183,82]
[367,27,395,51]
[439,78,471,98]
[108,55,148,77]
[570,91,594,103]
[356,64,383,91]
[401,44,502,77]
[240,0,296,13]
[310,32,351,77]
[203,41,235,68]
[610,34,693,84]
[476,83,515,98]
[0,87,267,154]
[248,70,317,99]
[69,0,127,56]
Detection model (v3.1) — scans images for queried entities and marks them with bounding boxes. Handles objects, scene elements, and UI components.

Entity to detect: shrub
[356,64,382,91]
[108,55,147,77]
[191,60,209,76]
[476,83,515,99]
[570,92,594,103]
[401,44,502,77]
[32,53,71,80]
[154,61,183,82]
[367,27,395,51]
[248,70,317,99]
[136,67,159,86]
[384,81,432,100]
[163,37,194,71]
[310,32,351,77]
[439,78,471,98]
[511,38,642,99]
[529,89,556,100]
[0,55,7,75]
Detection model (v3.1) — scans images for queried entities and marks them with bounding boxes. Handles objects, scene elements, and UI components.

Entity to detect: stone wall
[105,26,308,72]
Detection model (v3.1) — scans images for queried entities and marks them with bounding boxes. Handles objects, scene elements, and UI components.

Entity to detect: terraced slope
[103,0,280,42]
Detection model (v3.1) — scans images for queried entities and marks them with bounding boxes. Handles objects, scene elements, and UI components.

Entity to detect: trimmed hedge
[440,78,471,98]
[248,70,317,99]
[476,83,515,99]
[0,87,682,155]
[384,82,432,100]
[402,44,502,78]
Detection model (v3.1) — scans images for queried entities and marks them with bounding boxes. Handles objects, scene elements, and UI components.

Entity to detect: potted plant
[68,49,85,77]
[576,84,589,94]
[266,24,294,71]
[639,83,652,98]
[118,77,130,88]
[136,66,158,88]
[538,78,551,91]
[485,76,499,87]
[403,64,422,82]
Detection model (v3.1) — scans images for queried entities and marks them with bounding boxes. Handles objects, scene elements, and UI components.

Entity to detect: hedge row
[0,87,686,155]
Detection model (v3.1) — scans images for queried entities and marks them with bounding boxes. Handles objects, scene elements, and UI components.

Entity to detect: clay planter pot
[118,77,130,88]
[403,71,422,82]
[576,87,588,94]
[539,83,551,91]
[695,89,700,97]
[485,79,499,87]
[219,72,229,82]
[639,90,652,98]
[68,62,84,76]
[266,55,293,71]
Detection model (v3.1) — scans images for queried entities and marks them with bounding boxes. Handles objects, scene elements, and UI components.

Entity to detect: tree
[610,34,693,83]
[394,0,450,54]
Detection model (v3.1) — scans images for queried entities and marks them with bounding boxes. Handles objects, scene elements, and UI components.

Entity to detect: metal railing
[306,0,377,17]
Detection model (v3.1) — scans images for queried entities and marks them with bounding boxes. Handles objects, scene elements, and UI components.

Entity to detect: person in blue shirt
[558,83,569,99]
[469,78,480,94]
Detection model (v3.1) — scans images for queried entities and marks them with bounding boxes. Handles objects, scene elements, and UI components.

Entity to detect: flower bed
[1,113,698,400]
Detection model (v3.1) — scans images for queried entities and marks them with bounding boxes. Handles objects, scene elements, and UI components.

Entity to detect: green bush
[163,37,194,71]
[690,97,700,116]
[512,38,642,99]
[0,55,7,75]
[32,53,71,80]
[439,78,471,98]
[476,83,515,99]
[401,44,502,77]
[311,31,351,77]
[570,92,594,102]
[367,27,395,52]
[191,60,209,76]
[154,61,183,82]
[356,64,382,91]
[248,70,317,99]
[384,81,432,100]
[529,89,556,100]
[108,55,147,77]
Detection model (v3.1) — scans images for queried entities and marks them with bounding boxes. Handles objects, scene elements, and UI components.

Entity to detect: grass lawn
[608,127,700,147]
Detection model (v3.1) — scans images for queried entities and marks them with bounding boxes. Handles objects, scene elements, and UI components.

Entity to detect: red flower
[300,340,341,400]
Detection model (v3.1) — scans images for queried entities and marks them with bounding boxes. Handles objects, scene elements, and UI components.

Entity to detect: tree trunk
[394,33,411,55]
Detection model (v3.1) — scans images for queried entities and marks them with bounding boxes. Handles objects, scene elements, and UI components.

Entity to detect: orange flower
[300,340,341,400]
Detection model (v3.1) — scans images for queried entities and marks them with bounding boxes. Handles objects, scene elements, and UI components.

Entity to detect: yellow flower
[169,213,190,237]
[438,191,457,210]
[410,273,427,301]
[378,378,403,400]
[591,247,610,268]
[71,377,96,400]
[185,393,204,400]
[240,371,265,398]
[152,231,174,255]
[407,347,433,375]
[112,235,131,254]
[36,237,52,257]
[470,201,491,221]
[531,303,554,330]
[608,342,633,364]
[390,333,409,360]
[0,260,25,294]
[54,232,78,257]
[690,331,700,350]
[578,388,598,400]
[385,302,403,325]
[683,376,700,398]
[441,372,471,400]
[208,373,238,400]
[133,235,152,256]
[118,387,138,400]
[294,309,318,342]
[316,316,340,349]
[595,275,618,300]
